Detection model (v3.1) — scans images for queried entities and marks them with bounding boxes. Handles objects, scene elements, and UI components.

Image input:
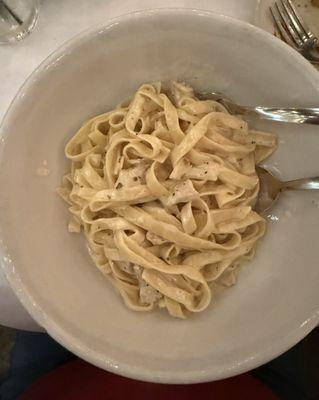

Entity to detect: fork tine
[286,0,316,41]
[281,0,307,42]
[276,1,303,47]
[270,5,297,48]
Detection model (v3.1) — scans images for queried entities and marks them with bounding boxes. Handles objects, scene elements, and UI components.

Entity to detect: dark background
[0,325,318,400]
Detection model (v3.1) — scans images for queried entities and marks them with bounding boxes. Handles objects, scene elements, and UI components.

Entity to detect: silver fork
[270,0,319,64]
[198,91,319,125]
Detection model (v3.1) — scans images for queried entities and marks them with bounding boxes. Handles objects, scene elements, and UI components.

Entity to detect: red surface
[19,358,279,400]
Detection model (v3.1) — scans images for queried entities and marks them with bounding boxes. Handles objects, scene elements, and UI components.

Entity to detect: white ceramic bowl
[1,9,319,384]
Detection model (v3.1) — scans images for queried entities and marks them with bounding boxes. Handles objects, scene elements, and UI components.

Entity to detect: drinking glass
[0,0,39,43]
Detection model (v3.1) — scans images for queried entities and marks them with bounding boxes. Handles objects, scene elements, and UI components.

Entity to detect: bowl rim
[1,7,319,384]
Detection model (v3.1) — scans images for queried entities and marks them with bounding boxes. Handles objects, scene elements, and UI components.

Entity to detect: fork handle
[229,103,319,125]
[282,177,319,190]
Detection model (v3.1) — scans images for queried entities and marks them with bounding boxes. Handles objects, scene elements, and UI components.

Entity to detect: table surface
[0,0,257,331]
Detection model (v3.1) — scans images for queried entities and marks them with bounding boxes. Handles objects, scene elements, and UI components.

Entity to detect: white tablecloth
[0,0,257,331]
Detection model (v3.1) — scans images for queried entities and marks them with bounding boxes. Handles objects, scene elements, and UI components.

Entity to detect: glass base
[0,1,39,44]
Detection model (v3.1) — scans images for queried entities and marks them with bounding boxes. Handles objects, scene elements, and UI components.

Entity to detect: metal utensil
[255,166,319,213]
[198,91,319,125]
[270,0,319,64]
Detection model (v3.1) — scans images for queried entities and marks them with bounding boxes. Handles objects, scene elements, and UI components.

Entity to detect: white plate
[255,0,319,35]
[0,0,256,332]
[1,9,319,384]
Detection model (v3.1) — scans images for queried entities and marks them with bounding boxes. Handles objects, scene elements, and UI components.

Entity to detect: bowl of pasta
[1,8,319,383]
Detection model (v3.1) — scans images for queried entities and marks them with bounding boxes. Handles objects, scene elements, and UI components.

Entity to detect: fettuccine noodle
[58,82,277,318]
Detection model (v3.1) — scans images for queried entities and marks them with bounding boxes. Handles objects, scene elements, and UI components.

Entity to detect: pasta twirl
[58,82,277,318]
